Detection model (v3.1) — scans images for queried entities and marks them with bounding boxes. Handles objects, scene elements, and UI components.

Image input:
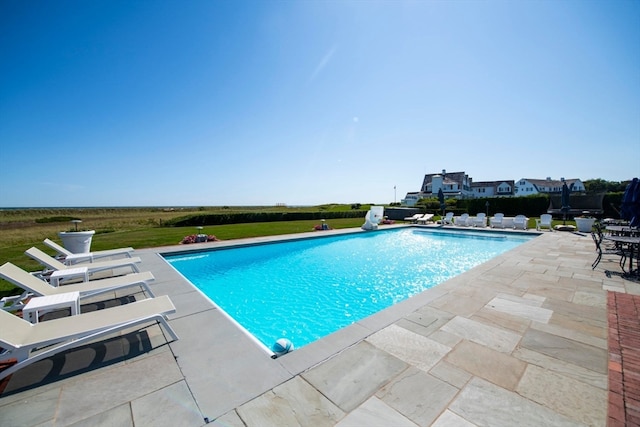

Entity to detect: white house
[401,192,422,207]
[471,181,515,197]
[421,170,474,199]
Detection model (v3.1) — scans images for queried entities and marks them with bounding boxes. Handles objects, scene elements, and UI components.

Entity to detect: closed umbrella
[561,182,571,225]
[634,179,640,228]
[621,178,639,227]
[438,188,446,217]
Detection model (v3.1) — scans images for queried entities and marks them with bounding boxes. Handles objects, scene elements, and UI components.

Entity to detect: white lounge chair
[490,213,505,228]
[536,214,553,231]
[0,262,155,304]
[472,213,487,227]
[1,293,33,312]
[442,212,454,225]
[513,215,528,230]
[403,213,422,223]
[25,247,141,279]
[417,213,435,224]
[455,213,470,226]
[0,295,177,380]
[44,238,133,265]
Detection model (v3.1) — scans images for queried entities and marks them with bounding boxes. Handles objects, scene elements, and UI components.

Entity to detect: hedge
[166,193,626,227]
[164,210,367,227]
[454,196,549,218]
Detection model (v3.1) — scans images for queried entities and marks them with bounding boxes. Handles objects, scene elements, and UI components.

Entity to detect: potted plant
[574,211,596,233]
[58,219,95,254]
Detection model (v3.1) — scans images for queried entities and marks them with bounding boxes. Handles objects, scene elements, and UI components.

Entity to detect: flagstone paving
[0,226,638,426]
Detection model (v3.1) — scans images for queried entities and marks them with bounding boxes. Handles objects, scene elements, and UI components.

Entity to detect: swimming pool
[164,228,534,353]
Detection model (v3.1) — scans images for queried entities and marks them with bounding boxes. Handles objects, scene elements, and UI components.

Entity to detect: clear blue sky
[1,0,639,207]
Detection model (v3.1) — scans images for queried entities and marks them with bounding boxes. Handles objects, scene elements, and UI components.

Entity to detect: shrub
[180,234,219,244]
[35,216,80,224]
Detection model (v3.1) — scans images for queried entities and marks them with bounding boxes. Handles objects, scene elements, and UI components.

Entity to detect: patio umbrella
[438,188,446,217]
[621,178,640,227]
[561,182,571,225]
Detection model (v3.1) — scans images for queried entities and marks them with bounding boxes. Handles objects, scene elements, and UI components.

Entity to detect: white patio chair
[455,213,470,226]
[536,214,553,231]
[0,295,177,380]
[417,214,435,224]
[44,238,133,264]
[0,262,155,301]
[442,212,454,225]
[513,215,529,230]
[490,213,505,228]
[472,213,487,227]
[403,213,422,223]
[25,247,141,279]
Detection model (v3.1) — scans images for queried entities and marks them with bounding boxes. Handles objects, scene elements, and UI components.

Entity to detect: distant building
[421,170,474,199]
[400,192,422,207]
[515,177,585,196]
[400,171,586,207]
[401,169,513,206]
[471,180,515,197]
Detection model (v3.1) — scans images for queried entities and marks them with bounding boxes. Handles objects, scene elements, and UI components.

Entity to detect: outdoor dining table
[606,225,640,237]
[604,235,640,276]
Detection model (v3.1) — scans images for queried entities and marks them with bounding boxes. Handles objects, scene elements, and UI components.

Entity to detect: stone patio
[1,225,637,426]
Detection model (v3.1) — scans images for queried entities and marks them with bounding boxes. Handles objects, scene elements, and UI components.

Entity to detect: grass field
[0,206,366,297]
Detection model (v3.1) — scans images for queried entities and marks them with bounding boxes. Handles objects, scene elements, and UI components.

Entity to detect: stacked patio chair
[591,222,628,270]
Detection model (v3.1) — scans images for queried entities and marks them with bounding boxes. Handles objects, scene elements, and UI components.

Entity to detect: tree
[583,179,629,193]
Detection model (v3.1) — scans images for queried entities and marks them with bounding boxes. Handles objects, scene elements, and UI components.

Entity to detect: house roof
[521,178,581,190]
[471,180,515,187]
[422,171,468,188]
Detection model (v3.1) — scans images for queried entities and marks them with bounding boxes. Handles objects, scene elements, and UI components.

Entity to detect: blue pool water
[164,228,534,351]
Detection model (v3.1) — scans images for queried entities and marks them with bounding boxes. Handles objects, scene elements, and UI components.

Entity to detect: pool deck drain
[0,225,637,426]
